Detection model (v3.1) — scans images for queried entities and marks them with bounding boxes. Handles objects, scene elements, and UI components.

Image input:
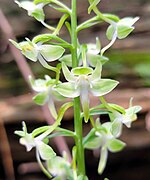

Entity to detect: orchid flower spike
[56,62,118,122]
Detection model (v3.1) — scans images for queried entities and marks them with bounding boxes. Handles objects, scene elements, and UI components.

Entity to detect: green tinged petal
[89,61,102,81]
[39,45,65,62]
[62,62,75,82]
[55,82,80,98]
[91,79,119,96]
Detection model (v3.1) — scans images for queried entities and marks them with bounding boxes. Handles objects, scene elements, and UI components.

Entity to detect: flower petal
[89,61,102,81]
[62,62,76,82]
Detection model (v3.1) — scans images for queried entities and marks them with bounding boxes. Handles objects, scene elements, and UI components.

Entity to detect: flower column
[71,0,86,176]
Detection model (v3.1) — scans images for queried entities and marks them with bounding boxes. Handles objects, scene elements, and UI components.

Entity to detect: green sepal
[88,54,109,67]
[91,79,119,97]
[117,25,134,39]
[59,54,72,67]
[31,8,45,22]
[107,138,126,152]
[37,142,56,160]
[39,45,65,62]
[111,119,122,138]
[106,25,116,40]
[33,92,47,105]
[71,67,93,76]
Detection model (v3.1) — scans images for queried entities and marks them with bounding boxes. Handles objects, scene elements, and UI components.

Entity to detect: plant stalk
[71,0,85,176]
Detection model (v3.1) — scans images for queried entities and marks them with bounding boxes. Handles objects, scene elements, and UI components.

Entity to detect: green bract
[56,62,119,122]
[15,0,45,22]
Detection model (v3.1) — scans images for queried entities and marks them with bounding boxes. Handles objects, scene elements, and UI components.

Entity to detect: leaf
[33,92,47,105]
[107,138,126,153]
[56,82,80,98]
[39,45,65,62]
[91,79,119,96]
[98,146,108,174]
[37,141,56,160]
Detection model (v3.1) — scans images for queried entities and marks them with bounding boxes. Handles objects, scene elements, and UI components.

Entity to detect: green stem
[71,0,85,176]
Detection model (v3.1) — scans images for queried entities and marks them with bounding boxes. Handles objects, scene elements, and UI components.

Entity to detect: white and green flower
[10,39,65,70]
[30,75,64,119]
[111,105,142,137]
[15,122,56,160]
[84,121,126,174]
[106,17,139,40]
[56,62,118,122]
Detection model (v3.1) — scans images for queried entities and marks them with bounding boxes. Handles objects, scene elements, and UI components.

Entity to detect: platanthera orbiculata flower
[111,104,142,138]
[15,0,45,22]
[29,75,64,119]
[56,62,119,122]
[9,38,65,70]
[14,121,56,161]
[84,120,126,174]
